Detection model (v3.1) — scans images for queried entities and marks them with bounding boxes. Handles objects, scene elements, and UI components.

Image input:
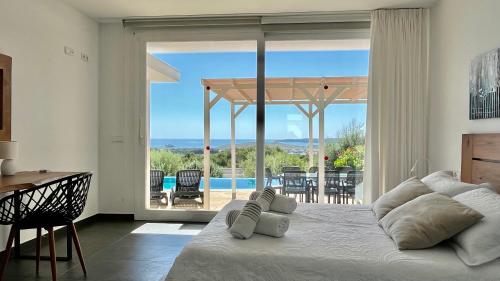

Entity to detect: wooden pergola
[201,77,368,209]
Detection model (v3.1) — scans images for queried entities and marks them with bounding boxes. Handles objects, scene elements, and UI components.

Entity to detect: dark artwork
[470,48,500,120]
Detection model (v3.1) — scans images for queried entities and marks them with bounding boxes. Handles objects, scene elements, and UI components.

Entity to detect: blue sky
[150,50,368,140]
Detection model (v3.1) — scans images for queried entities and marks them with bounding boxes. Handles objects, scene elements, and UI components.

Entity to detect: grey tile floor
[2,219,205,281]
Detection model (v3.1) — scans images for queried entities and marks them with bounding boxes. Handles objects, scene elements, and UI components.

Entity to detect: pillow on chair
[373,177,433,220]
[380,193,483,250]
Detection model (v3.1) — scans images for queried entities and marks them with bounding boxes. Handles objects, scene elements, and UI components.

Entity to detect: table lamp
[0,141,18,176]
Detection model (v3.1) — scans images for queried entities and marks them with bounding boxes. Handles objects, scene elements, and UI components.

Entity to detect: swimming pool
[163,176,257,190]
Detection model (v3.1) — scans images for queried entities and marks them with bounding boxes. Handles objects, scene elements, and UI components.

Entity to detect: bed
[165,133,500,281]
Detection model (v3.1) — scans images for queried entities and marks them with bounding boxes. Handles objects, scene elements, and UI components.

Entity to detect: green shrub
[150,149,184,176]
[150,149,223,177]
[334,145,364,170]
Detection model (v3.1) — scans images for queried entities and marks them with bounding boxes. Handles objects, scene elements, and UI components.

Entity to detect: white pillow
[451,188,500,266]
[421,170,486,197]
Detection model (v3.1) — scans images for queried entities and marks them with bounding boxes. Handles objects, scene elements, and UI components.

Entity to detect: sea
[150,138,324,149]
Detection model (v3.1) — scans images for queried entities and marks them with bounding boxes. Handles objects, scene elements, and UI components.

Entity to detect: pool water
[163,176,257,190]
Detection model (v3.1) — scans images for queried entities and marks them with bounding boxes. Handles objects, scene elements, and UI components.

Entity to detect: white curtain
[364,9,430,203]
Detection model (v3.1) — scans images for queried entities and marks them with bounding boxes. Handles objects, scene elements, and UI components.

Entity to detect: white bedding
[165,201,500,281]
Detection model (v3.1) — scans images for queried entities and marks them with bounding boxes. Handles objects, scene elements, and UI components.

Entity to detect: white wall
[428,0,500,174]
[0,0,99,245]
[98,23,136,214]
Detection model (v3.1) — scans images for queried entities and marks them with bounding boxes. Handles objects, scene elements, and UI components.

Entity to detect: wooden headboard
[462,133,500,192]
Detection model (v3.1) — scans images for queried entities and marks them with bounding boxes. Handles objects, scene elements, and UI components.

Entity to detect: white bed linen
[165,200,500,281]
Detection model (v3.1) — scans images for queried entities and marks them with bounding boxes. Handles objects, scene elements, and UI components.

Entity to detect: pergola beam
[233,99,366,105]
[208,82,367,91]
[308,103,314,169]
[203,87,211,210]
[209,94,223,109]
[230,102,236,199]
[294,102,310,118]
[317,89,326,204]
[235,103,249,118]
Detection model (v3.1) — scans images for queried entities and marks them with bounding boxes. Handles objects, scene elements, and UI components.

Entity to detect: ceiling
[62,0,438,22]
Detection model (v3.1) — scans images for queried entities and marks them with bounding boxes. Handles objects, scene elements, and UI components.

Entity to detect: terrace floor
[150,189,358,210]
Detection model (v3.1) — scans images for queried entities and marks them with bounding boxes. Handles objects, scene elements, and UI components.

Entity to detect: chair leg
[36,227,42,275]
[47,227,57,281]
[0,225,16,281]
[69,223,87,276]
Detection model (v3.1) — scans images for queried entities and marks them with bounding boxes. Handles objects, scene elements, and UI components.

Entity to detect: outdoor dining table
[278,172,349,203]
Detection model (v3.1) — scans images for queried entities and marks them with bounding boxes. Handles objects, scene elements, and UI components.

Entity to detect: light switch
[64,46,75,56]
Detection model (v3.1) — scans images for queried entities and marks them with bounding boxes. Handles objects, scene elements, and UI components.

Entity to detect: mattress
[165,200,500,281]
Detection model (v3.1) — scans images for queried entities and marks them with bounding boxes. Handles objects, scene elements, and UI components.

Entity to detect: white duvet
[165,200,500,281]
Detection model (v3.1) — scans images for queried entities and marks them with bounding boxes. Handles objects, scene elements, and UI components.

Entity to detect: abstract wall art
[470,48,500,120]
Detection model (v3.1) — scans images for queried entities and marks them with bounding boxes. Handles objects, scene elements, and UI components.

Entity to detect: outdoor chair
[150,169,166,207]
[265,168,283,194]
[307,166,318,202]
[282,166,301,173]
[0,173,92,281]
[283,171,308,202]
[170,169,203,206]
[324,170,341,204]
[343,170,363,204]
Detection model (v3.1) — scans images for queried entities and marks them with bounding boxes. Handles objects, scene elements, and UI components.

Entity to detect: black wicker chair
[150,169,166,207]
[265,168,282,194]
[0,173,92,281]
[170,170,203,206]
[283,171,307,202]
[325,170,341,204]
[344,170,363,204]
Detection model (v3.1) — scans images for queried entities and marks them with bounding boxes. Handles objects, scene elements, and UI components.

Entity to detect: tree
[337,119,365,150]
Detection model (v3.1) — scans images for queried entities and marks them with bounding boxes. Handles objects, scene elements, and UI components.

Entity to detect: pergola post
[230,102,236,199]
[317,86,326,204]
[203,86,211,210]
[308,103,314,169]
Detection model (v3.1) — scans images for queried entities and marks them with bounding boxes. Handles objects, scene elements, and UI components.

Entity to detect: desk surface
[0,171,81,193]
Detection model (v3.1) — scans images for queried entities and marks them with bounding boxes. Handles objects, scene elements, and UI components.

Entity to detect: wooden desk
[0,171,80,193]
[0,171,84,261]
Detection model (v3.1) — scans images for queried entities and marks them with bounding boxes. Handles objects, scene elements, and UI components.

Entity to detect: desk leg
[14,228,20,258]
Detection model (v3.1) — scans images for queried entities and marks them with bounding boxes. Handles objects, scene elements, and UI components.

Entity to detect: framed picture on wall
[0,53,11,140]
[469,48,500,120]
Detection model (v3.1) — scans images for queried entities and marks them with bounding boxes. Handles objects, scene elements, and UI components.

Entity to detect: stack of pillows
[374,171,500,266]
[227,188,297,240]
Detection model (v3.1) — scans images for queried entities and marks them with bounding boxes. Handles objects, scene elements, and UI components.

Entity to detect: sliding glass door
[136,16,370,220]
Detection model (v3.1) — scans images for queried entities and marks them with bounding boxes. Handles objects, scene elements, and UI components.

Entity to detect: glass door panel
[264,39,369,204]
[148,40,256,211]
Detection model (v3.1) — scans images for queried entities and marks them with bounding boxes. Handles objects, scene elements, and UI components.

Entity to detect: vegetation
[150,119,365,178]
[326,119,365,170]
[150,149,223,177]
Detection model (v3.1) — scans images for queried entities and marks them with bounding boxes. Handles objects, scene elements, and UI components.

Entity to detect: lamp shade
[0,141,18,160]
